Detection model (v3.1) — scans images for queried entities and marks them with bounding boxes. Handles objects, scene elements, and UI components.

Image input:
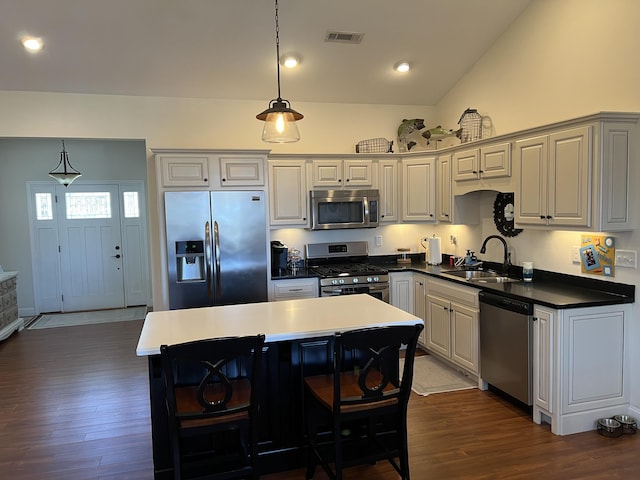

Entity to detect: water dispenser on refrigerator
[175,241,205,282]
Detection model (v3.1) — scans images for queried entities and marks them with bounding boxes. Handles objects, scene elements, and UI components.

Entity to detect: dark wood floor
[0,320,637,479]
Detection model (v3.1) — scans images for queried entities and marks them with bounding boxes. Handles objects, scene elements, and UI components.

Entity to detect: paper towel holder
[421,234,442,265]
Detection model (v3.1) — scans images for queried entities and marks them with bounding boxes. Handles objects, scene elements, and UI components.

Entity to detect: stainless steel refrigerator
[164,190,268,309]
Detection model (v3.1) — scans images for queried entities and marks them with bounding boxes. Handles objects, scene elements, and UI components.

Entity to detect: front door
[56,185,125,311]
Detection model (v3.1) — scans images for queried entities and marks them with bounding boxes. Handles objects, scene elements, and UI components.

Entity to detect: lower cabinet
[425,278,479,375]
[533,303,630,435]
[390,272,426,346]
[270,278,319,301]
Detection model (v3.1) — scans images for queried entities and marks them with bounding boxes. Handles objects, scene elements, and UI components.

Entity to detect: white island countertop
[136,295,423,356]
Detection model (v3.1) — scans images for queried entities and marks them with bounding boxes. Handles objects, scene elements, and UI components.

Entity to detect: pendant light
[256,0,303,143]
[49,140,82,187]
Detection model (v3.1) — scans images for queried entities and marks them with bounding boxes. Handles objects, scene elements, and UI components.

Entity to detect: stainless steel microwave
[309,189,379,230]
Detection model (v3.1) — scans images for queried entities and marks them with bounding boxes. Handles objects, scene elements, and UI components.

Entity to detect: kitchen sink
[441,269,521,283]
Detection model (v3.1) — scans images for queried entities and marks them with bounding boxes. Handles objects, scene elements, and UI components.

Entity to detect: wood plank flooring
[1,320,637,479]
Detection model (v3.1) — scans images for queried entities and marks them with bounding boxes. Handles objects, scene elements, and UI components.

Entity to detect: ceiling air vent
[325,31,364,44]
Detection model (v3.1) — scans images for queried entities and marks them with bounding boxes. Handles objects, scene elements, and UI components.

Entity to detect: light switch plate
[571,246,580,263]
[615,250,637,268]
[375,235,383,247]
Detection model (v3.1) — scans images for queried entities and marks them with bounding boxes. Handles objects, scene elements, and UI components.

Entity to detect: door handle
[112,254,121,259]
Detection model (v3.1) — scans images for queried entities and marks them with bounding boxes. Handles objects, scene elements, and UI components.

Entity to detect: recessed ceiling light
[394,61,412,73]
[280,53,302,69]
[21,35,44,53]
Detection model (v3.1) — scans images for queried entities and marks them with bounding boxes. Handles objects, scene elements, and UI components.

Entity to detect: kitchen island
[136,294,423,479]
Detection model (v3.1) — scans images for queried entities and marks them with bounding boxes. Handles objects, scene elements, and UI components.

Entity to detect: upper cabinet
[377,159,399,223]
[514,114,637,231]
[452,142,513,195]
[154,149,268,191]
[437,154,452,223]
[218,155,264,187]
[268,159,308,227]
[159,154,210,187]
[515,126,591,227]
[401,156,436,222]
[311,158,374,188]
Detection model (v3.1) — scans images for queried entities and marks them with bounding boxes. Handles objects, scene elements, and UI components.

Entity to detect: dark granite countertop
[370,255,635,309]
[270,255,634,309]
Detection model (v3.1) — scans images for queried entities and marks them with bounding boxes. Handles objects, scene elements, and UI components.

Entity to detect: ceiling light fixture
[280,53,302,69]
[49,140,82,187]
[256,0,303,143]
[21,35,44,53]
[394,61,412,73]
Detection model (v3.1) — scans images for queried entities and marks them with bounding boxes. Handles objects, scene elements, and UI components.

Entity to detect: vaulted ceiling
[2,0,532,106]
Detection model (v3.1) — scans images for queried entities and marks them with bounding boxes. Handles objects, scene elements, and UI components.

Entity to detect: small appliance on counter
[271,241,288,276]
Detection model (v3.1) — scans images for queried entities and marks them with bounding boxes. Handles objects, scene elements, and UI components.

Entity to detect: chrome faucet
[479,235,511,274]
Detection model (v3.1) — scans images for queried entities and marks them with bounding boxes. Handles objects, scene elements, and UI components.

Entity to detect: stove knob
[373,276,379,282]
[367,276,373,282]
[352,277,359,284]
[331,279,338,285]
[339,279,345,285]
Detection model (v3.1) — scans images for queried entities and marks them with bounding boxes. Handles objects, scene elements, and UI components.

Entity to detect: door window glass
[35,193,53,220]
[123,191,140,218]
[65,192,111,219]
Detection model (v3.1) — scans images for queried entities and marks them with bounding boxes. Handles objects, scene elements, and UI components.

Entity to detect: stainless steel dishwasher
[479,291,534,406]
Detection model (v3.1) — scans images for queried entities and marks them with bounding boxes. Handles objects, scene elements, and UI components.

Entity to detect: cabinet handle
[222,178,226,182]
[472,170,478,174]
[345,178,349,182]
[203,178,208,182]
[540,215,546,219]
[533,317,538,322]
[444,214,449,217]
[546,215,552,219]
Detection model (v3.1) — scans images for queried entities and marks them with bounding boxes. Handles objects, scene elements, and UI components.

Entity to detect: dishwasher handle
[479,291,533,315]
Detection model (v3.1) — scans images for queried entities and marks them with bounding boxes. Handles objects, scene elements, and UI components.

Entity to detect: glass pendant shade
[49,141,82,187]
[257,0,303,143]
[257,99,303,143]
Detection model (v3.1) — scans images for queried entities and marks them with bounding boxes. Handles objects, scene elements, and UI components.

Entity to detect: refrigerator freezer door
[211,191,267,305]
[165,191,212,309]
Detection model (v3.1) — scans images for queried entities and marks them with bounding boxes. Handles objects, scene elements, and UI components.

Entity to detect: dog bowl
[597,418,623,437]
[613,415,637,435]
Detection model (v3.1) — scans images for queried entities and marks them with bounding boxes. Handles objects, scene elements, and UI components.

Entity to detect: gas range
[305,242,389,301]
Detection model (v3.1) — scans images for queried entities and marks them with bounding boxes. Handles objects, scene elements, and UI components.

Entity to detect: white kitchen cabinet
[377,159,399,223]
[413,275,427,347]
[389,272,414,314]
[217,155,264,187]
[515,126,591,227]
[533,306,554,419]
[401,156,436,222]
[390,272,426,346]
[155,149,268,190]
[532,303,630,435]
[452,142,512,193]
[159,154,210,187]
[268,159,308,227]
[437,154,452,223]
[425,277,479,375]
[453,143,511,180]
[311,158,373,188]
[513,116,638,231]
[270,278,318,301]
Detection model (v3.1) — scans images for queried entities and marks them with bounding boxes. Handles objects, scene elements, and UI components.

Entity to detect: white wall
[0,91,434,315]
[435,0,640,413]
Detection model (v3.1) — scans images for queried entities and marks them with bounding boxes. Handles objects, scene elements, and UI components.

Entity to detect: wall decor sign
[580,234,615,277]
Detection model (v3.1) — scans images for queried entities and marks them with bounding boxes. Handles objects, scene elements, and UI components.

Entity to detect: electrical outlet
[450,235,457,245]
[571,246,580,263]
[615,250,637,268]
[375,235,383,247]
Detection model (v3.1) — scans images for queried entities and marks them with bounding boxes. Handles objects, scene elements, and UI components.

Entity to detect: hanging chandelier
[256,0,303,143]
[49,140,82,187]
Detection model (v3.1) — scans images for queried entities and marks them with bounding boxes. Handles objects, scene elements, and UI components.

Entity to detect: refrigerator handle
[214,221,221,298]
[205,221,212,297]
